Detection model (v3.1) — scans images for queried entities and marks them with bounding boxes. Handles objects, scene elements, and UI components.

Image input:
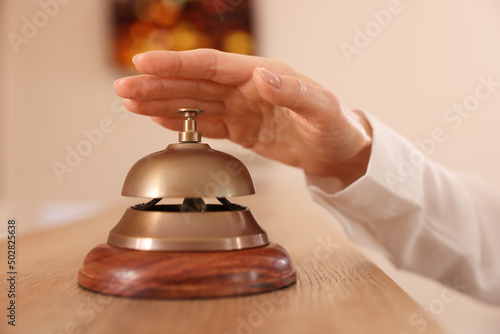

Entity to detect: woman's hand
[114,49,372,187]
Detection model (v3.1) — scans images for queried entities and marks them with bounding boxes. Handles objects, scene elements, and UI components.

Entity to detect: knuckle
[322,89,341,105]
[123,98,139,112]
[192,48,220,80]
[294,78,308,94]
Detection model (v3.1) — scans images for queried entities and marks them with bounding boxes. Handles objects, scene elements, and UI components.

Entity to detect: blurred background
[1,0,500,332]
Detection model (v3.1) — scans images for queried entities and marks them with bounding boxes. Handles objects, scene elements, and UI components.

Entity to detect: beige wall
[2,0,500,231]
[1,0,499,332]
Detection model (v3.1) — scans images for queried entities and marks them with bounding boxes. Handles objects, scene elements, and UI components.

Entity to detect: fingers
[114,75,230,101]
[115,74,233,118]
[252,67,344,126]
[132,49,287,85]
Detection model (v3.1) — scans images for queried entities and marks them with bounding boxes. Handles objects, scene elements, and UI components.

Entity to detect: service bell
[78,108,296,298]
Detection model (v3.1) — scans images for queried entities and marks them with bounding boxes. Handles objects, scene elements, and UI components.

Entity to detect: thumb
[252,67,344,124]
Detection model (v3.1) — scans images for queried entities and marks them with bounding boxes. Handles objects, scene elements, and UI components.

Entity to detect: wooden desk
[1,204,445,334]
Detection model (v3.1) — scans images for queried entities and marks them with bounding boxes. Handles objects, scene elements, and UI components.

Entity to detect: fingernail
[132,54,139,64]
[258,67,280,88]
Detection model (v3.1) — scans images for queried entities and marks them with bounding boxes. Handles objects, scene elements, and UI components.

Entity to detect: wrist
[306,110,373,188]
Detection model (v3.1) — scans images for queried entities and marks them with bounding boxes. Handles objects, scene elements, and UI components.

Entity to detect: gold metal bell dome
[121,144,255,198]
[122,108,254,198]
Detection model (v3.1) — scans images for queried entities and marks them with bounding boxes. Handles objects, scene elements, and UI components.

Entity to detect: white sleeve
[305,111,500,304]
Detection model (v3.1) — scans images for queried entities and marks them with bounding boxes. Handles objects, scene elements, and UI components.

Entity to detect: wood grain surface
[0,206,446,334]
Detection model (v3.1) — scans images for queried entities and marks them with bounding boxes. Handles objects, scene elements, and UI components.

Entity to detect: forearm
[306,111,500,304]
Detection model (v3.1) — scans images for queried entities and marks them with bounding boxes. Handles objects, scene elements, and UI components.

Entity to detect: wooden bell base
[78,242,296,299]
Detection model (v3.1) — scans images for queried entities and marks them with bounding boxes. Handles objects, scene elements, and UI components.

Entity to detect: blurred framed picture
[112,0,254,71]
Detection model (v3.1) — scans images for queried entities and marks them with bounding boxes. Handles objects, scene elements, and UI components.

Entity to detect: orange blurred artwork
[112,0,254,72]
